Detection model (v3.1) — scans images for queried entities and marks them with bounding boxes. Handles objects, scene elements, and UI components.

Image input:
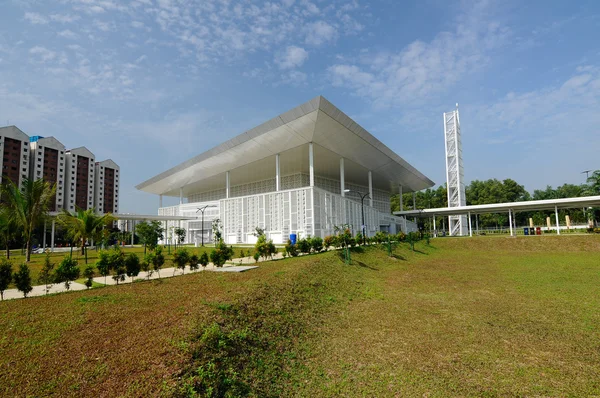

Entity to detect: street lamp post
[344,189,370,245]
[196,205,217,246]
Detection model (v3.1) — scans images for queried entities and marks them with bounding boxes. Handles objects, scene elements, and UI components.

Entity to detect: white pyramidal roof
[137,96,434,197]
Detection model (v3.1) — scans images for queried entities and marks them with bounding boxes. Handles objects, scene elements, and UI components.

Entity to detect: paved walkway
[1,254,281,301]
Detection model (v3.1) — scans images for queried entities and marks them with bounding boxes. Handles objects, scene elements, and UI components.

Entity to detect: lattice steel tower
[444,105,468,236]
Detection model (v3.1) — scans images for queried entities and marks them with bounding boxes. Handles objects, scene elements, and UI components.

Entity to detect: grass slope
[1,236,599,396]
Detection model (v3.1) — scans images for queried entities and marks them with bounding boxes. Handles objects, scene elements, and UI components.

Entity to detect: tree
[174,227,186,249]
[1,177,56,262]
[57,208,114,264]
[54,256,80,291]
[83,265,95,289]
[212,218,223,246]
[0,207,19,259]
[153,246,165,277]
[173,248,190,275]
[135,221,164,254]
[13,263,33,298]
[110,249,126,285]
[96,250,112,285]
[142,251,155,280]
[0,258,13,300]
[586,170,600,195]
[124,253,141,283]
[38,253,55,295]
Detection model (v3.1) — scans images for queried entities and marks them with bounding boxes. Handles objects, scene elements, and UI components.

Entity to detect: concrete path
[2,281,88,301]
[1,253,280,301]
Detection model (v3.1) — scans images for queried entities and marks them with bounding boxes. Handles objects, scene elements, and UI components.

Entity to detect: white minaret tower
[444,104,468,236]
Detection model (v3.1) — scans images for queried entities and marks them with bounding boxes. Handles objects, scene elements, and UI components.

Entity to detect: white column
[43,220,47,249]
[51,220,55,252]
[399,184,403,211]
[555,205,560,235]
[468,212,472,237]
[508,209,513,236]
[340,158,345,197]
[433,214,436,236]
[368,171,373,207]
[308,142,314,187]
[412,192,417,223]
[226,171,230,198]
[476,214,479,235]
[179,188,183,205]
[159,194,163,208]
[131,221,135,246]
[275,154,281,192]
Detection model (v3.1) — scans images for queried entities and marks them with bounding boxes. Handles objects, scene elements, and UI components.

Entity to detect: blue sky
[1,0,599,214]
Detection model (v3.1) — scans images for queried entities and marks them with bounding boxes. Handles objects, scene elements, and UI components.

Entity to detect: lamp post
[344,189,370,245]
[196,205,217,246]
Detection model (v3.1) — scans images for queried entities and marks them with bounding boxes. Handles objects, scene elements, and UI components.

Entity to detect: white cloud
[24,12,48,25]
[29,46,56,63]
[305,21,337,46]
[50,14,80,23]
[58,30,78,39]
[276,46,308,69]
[327,5,509,108]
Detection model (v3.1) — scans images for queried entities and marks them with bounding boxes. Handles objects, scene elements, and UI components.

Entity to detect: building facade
[29,136,66,211]
[1,125,118,214]
[0,126,30,192]
[137,96,435,245]
[94,159,120,214]
[65,147,95,212]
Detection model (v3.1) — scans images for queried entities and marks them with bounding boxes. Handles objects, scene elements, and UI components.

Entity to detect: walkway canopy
[394,195,600,218]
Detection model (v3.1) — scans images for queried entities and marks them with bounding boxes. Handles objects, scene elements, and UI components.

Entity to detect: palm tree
[57,208,114,263]
[1,178,56,262]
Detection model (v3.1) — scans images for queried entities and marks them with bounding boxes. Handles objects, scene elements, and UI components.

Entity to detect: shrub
[125,253,141,282]
[373,231,387,245]
[323,235,335,251]
[13,263,33,298]
[253,252,260,263]
[297,238,311,254]
[55,256,80,291]
[96,250,112,284]
[254,233,277,260]
[173,248,190,275]
[355,232,364,245]
[210,241,234,267]
[0,259,13,300]
[285,239,298,257]
[396,232,406,242]
[153,246,165,277]
[311,236,323,253]
[189,254,200,271]
[83,265,95,289]
[199,252,209,268]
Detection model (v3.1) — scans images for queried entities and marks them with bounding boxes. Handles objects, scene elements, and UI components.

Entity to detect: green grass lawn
[1,235,599,396]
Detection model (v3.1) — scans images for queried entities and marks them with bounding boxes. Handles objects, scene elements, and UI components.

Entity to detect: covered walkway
[394,195,600,237]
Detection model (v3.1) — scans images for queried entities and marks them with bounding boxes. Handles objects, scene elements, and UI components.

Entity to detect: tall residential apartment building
[1,125,119,214]
[0,126,30,191]
[65,147,96,212]
[29,136,66,211]
[94,159,120,214]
